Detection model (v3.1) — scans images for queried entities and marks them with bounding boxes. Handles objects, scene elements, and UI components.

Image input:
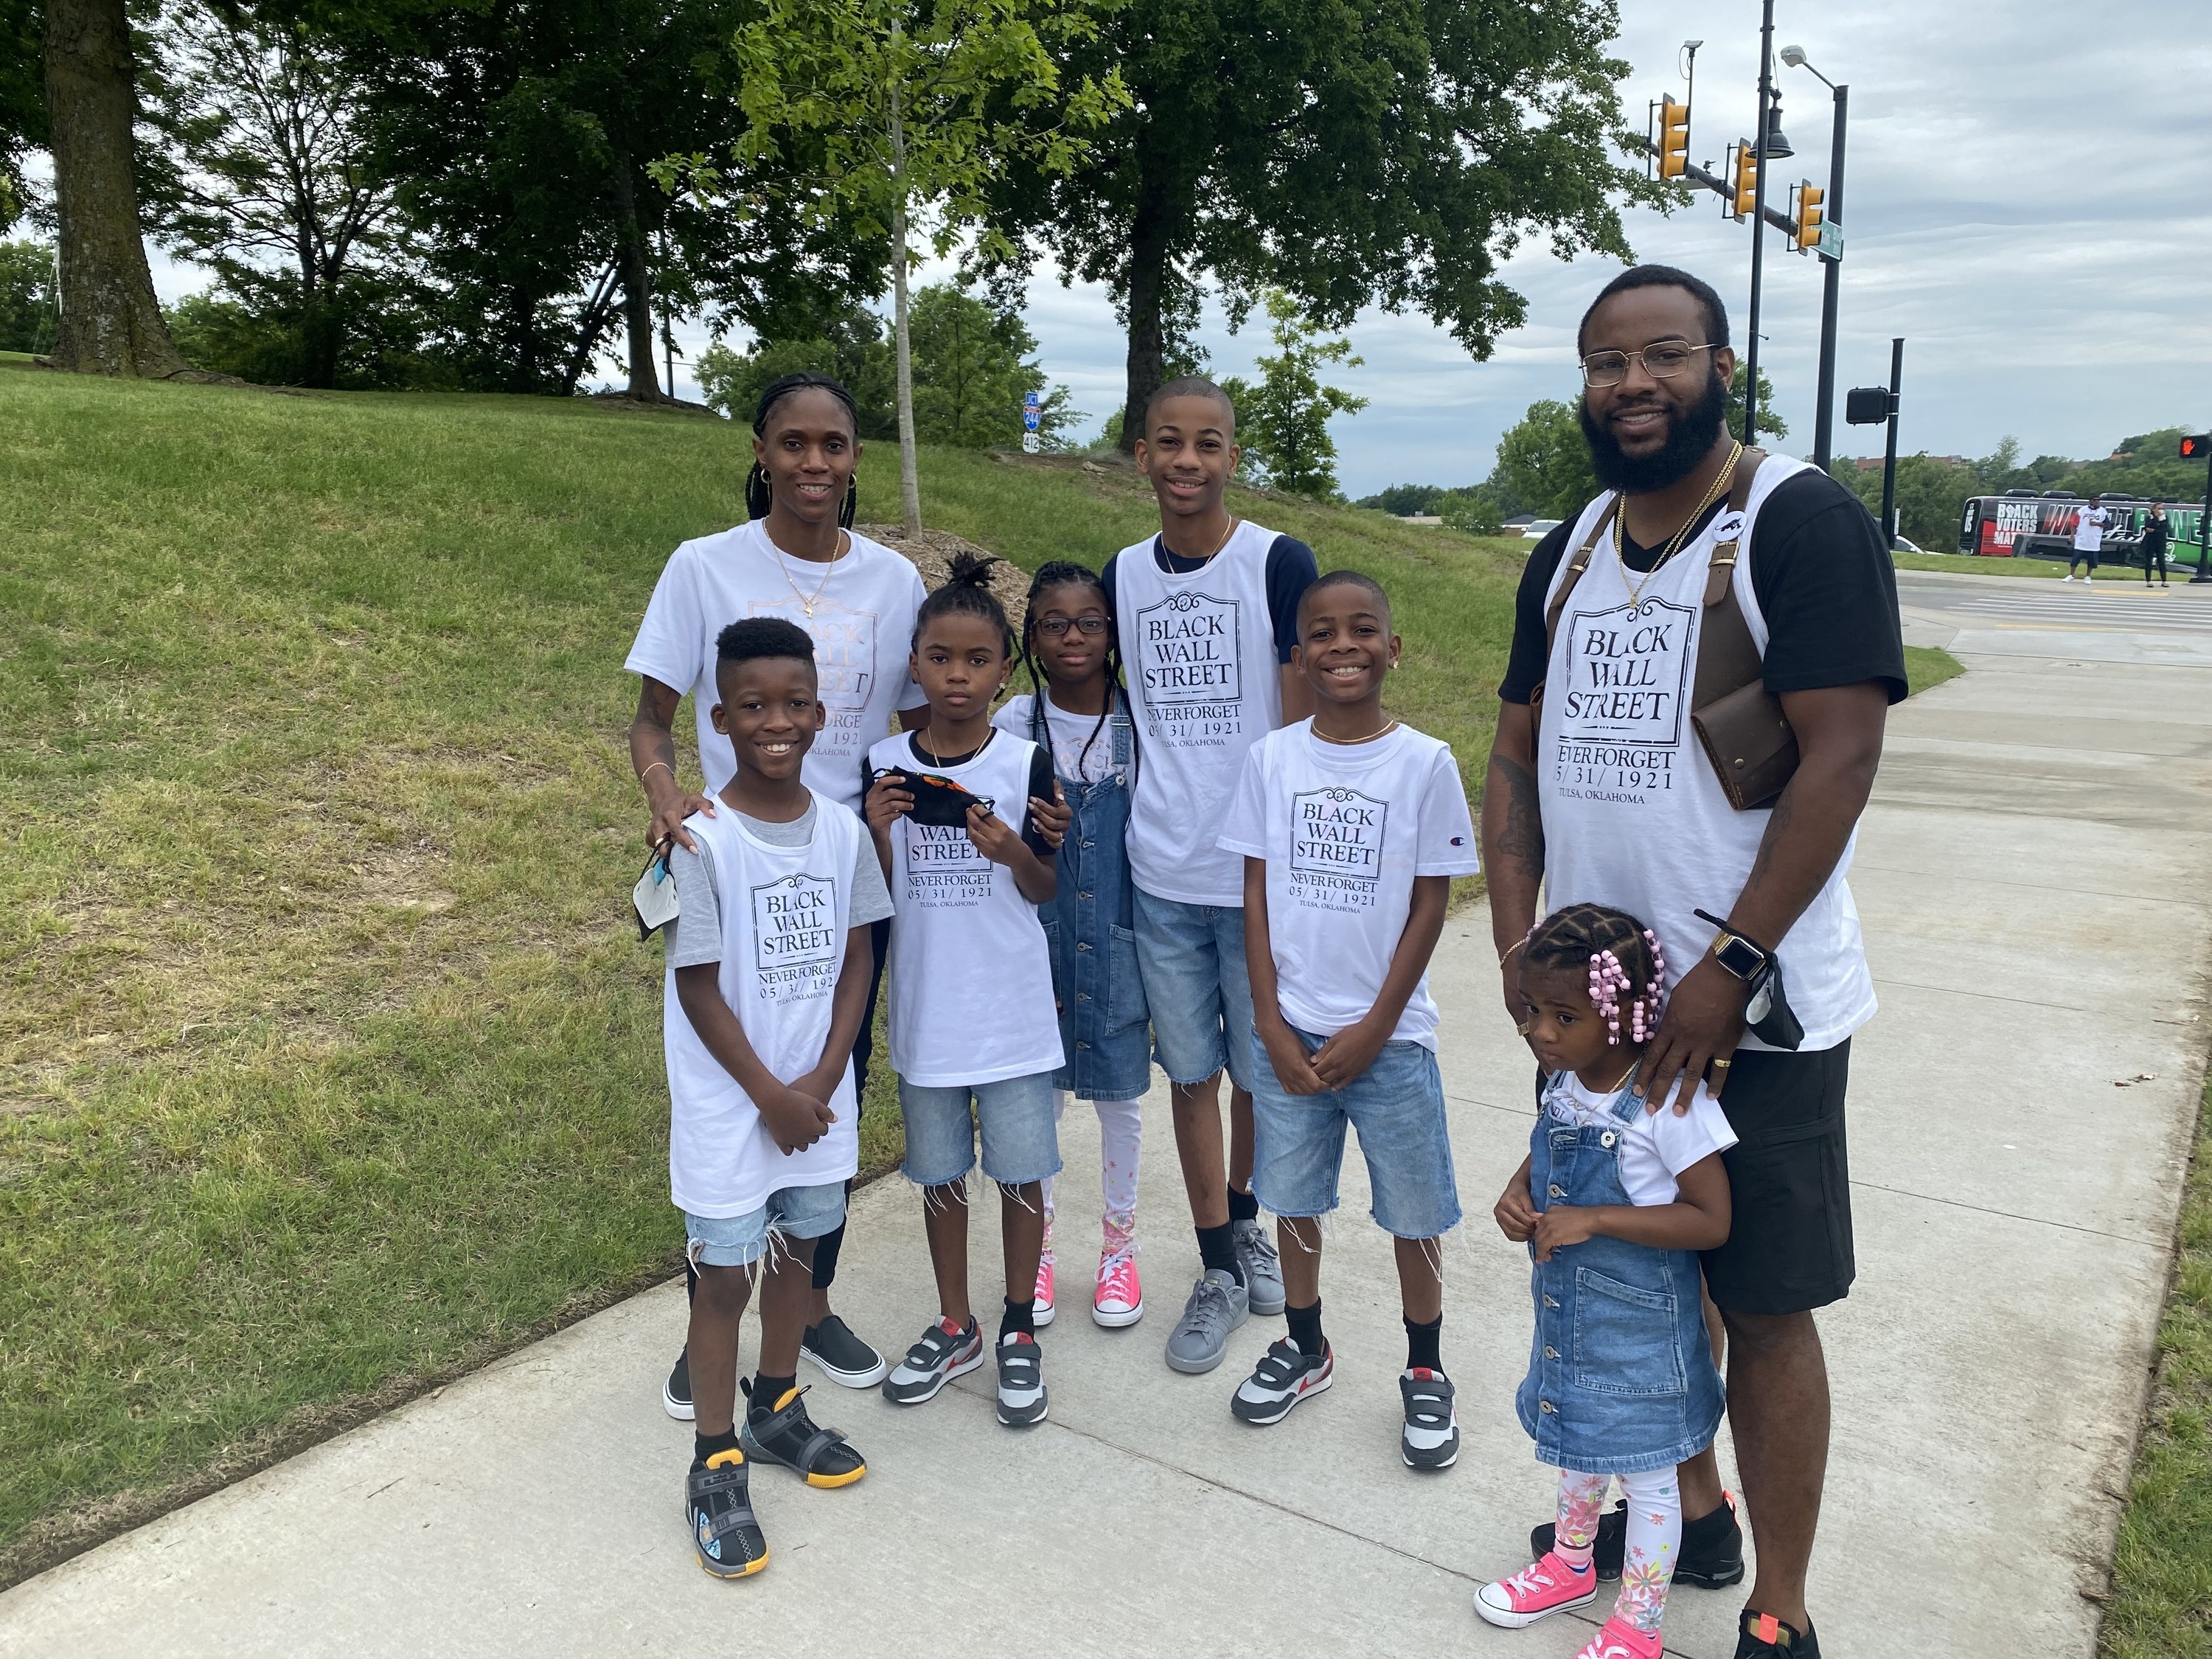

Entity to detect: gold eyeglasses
[1579,342,1716,388]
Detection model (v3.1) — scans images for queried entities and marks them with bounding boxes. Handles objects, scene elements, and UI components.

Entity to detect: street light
[1782,44,1849,470]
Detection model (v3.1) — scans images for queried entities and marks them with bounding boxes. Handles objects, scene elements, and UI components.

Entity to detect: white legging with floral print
[1557,1467,1683,1636]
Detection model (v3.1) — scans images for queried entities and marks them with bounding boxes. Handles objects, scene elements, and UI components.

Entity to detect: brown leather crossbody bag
[1529,448,1799,811]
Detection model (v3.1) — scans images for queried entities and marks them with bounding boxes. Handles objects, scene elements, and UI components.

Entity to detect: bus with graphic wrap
[1958,492,2208,571]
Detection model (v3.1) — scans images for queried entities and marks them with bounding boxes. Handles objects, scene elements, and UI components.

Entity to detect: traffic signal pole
[1741,0,1777,445]
[1879,337,1905,546]
[2194,440,2212,582]
[1811,84,1848,471]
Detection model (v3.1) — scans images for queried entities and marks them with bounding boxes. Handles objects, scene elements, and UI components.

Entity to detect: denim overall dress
[1033,700,1152,1101]
[1515,1075,1726,1475]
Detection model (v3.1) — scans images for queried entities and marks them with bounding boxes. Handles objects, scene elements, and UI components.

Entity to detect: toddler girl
[1479,903,1736,1659]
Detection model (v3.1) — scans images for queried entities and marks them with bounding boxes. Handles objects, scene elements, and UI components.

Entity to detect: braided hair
[913,550,1014,658]
[746,372,860,529]
[1523,902,1670,1047]
[1015,560,1124,778]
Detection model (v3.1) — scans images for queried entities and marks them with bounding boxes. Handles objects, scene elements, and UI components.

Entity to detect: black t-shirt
[1102,532,1320,664]
[861,731,1059,860]
[1498,469,1907,706]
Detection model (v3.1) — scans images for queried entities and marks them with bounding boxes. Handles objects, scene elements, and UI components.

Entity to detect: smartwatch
[1694,908,1770,982]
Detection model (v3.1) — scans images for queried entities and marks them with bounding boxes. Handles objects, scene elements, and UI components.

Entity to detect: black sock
[694,1427,740,1468]
[1226,1185,1259,1223]
[1001,1297,1035,1341]
[747,1372,795,1422]
[1405,1312,1442,1373]
[1197,1222,1243,1284]
[1286,1298,1325,1357]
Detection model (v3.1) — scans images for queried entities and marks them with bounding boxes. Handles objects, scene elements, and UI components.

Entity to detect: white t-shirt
[870,730,1065,1088]
[1217,720,1479,1050]
[993,692,1121,784]
[626,519,929,812]
[663,796,866,1217]
[2073,506,2110,552]
[1541,1071,1738,1206]
[1115,520,1287,905]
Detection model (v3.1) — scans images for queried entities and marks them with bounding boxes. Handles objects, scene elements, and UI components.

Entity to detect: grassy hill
[0,363,1536,1576]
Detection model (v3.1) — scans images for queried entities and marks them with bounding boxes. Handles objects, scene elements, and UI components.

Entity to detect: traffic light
[1728,142,1759,220]
[2183,434,2211,460]
[1658,97,1690,179]
[1792,182,1824,253]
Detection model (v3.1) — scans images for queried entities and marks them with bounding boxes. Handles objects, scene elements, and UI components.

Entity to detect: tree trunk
[609,155,660,399]
[888,39,922,535]
[558,261,620,397]
[42,0,187,376]
[1119,157,1175,454]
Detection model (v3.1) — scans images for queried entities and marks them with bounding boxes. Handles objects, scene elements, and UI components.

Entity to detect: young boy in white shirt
[663,617,891,1577]
[1217,571,1480,1468]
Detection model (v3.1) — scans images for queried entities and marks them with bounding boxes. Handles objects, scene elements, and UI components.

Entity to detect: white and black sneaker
[1399,1368,1460,1469]
[1231,1338,1333,1425]
[663,1347,695,1422]
[801,1314,888,1388]
[880,1317,984,1405]
[995,1332,1048,1427]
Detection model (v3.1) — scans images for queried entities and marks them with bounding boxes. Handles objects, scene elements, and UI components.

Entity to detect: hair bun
[945,550,1001,589]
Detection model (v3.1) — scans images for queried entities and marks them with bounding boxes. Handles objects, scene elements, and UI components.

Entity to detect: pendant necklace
[1615,440,1742,608]
[772,529,847,617]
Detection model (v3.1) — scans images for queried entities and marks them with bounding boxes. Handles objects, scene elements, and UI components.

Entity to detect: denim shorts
[684,1180,848,1269]
[898,1069,1062,1187]
[1133,888,1253,1092]
[1248,1026,1461,1239]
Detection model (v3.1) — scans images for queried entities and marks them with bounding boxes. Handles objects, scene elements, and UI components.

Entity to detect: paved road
[4,585,2209,1659]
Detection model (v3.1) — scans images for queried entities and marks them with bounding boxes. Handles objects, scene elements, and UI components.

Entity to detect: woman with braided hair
[1476,902,1736,1659]
[628,372,932,1411]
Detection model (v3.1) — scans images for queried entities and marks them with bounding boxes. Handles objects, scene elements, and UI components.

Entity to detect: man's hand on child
[1531,1203,1598,1262]
[648,790,717,854]
[1310,1018,1389,1091]
[1635,953,1747,1114]
[759,1087,837,1155]
[1257,1020,1327,1095]
[864,773,915,837]
[964,802,1028,867]
[1029,783,1071,850]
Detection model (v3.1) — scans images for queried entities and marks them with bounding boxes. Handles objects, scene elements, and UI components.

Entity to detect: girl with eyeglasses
[991,560,1153,1330]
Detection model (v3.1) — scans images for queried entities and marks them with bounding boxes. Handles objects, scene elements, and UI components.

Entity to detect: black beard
[1581,372,1730,493]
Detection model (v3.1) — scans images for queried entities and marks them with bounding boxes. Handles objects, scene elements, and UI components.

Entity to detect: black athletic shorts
[1699,1040,1855,1317]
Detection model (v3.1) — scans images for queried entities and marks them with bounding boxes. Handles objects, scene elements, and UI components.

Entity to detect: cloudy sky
[130,0,2211,496]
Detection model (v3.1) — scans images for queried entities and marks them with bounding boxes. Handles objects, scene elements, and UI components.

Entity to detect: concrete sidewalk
[6,597,2211,1658]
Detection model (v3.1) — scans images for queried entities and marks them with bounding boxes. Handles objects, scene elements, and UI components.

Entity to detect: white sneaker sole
[881,1346,983,1405]
[1232,1367,1332,1425]
[1402,1435,1460,1470]
[662,1384,695,1422]
[1034,1298,1056,1328]
[1092,1298,1144,1328]
[1472,1579,1597,1629]
[804,1346,890,1389]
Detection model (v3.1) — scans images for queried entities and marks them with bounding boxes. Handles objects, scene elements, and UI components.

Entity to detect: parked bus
[1958,490,2208,570]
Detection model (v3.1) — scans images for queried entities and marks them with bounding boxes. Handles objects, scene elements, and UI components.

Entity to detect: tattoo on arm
[1495,754,1545,871]
[1743,778,1795,895]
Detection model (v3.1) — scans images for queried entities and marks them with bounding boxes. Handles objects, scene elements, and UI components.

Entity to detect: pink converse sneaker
[1571,1615,1663,1659]
[1032,1251,1056,1328]
[1474,1548,1599,1628]
[1093,1228,1143,1327]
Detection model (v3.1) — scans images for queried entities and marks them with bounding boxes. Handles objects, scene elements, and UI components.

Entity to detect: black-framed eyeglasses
[1036,616,1109,637]
[1579,342,1715,388]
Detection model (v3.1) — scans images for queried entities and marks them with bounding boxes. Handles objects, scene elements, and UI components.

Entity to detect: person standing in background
[2140,504,2171,588]
[2065,501,2110,582]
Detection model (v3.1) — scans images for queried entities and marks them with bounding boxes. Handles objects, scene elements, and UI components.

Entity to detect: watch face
[1717,935,1766,978]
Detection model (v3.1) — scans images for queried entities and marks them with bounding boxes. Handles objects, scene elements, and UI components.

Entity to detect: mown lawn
[0,364,1529,1578]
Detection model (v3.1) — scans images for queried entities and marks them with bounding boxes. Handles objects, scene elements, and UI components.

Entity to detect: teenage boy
[1219,572,1479,1466]
[664,618,889,1577]
[1106,376,1318,1374]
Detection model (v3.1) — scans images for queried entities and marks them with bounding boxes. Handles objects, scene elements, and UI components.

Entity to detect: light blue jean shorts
[684,1180,848,1269]
[898,1069,1062,1188]
[1247,1027,1461,1239]
[1133,888,1253,1091]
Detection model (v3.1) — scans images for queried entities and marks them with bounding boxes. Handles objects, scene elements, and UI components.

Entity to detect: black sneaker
[1230,1338,1333,1425]
[686,1450,767,1579]
[1398,1368,1459,1470]
[1735,1610,1820,1656]
[1529,1491,1743,1585]
[881,1317,984,1405]
[740,1381,866,1487]
[663,1347,695,1422]
[802,1313,888,1388]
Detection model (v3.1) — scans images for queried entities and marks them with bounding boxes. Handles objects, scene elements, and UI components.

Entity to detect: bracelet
[638,760,673,787]
[1498,939,1527,971]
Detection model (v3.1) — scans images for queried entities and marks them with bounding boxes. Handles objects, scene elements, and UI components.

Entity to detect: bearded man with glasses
[1480,265,1905,1659]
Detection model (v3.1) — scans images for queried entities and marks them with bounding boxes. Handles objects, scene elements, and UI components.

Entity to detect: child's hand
[758,1085,837,1155]
[1029,782,1071,851]
[964,801,1029,867]
[864,772,914,836]
[1258,1020,1327,1096]
[1532,1203,1597,1262]
[1495,1171,1541,1244]
[1310,1017,1389,1091]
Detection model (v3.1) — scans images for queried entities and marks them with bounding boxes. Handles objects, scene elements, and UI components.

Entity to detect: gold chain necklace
[1312,718,1399,745]
[1615,440,1742,607]
[1165,515,1239,563]
[770,527,848,617]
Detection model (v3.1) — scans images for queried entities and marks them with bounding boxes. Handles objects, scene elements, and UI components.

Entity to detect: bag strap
[1692,448,1769,710]
[1540,493,1621,667]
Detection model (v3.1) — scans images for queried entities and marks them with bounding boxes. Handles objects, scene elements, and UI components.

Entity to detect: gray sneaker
[1233,1219,1287,1315]
[1164,1268,1250,1374]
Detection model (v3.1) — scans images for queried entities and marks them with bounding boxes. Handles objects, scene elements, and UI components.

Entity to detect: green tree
[1357,484,1447,516]
[1,0,38,232]
[695,304,899,436]
[988,0,1660,451]
[1492,397,1599,521]
[1726,364,1787,443]
[0,237,58,351]
[1217,291,1366,499]
[907,280,1077,448]
[1435,484,1506,535]
[679,0,1129,532]
[1829,453,1978,550]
